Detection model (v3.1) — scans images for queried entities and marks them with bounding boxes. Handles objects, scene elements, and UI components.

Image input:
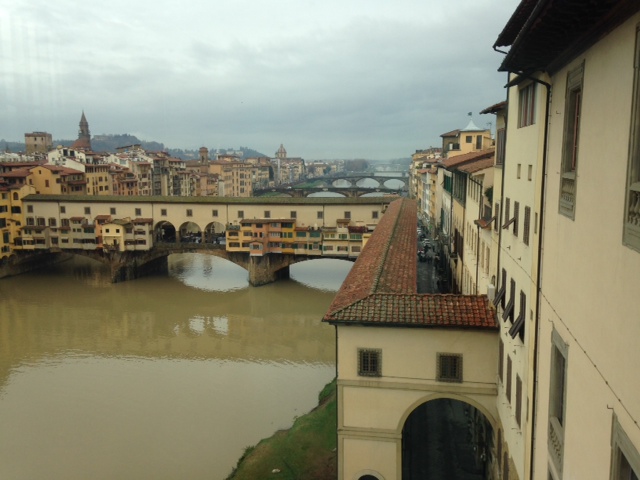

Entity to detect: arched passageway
[402,398,492,479]
[155,221,177,243]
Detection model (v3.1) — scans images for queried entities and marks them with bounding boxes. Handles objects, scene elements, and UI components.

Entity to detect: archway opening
[402,398,492,479]
[155,221,177,243]
[204,221,226,244]
[178,221,202,243]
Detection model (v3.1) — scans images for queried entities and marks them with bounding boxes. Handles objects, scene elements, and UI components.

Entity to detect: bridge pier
[108,251,169,283]
[247,254,291,286]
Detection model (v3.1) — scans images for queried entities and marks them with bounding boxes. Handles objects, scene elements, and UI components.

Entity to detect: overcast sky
[1,0,520,160]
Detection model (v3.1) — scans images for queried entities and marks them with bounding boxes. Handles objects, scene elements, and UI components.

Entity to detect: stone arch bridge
[3,243,354,285]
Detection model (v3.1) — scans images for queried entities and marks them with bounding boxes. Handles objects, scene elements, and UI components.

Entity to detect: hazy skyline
[1,0,520,160]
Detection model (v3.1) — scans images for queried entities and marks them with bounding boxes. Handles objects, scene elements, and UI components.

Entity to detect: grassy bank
[226,379,337,479]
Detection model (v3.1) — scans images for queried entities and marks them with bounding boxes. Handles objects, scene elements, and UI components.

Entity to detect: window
[611,415,640,480]
[186,209,193,217]
[135,208,142,216]
[358,349,381,377]
[494,202,500,232]
[437,353,462,383]
[317,211,323,220]
[515,375,522,427]
[548,330,568,473]
[476,135,482,150]
[344,211,351,219]
[503,198,510,229]
[27,205,33,213]
[110,207,116,214]
[506,355,512,403]
[494,268,507,308]
[465,135,472,143]
[559,62,584,219]
[528,165,533,181]
[48,218,57,227]
[372,210,379,219]
[523,206,531,246]
[498,339,504,383]
[496,128,506,166]
[518,82,536,127]
[84,207,91,215]
[517,164,521,179]
[513,201,519,237]
[161,209,167,216]
[625,27,640,251]
[290,211,296,219]
[503,452,510,480]
[238,210,244,219]
[60,206,66,214]
[264,210,271,219]
[212,209,218,217]
[509,291,526,341]
[502,278,515,322]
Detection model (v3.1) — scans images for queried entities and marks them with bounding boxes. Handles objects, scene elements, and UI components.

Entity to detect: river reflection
[0,254,351,480]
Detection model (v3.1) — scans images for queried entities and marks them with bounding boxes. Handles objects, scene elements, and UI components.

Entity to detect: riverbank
[226,379,337,479]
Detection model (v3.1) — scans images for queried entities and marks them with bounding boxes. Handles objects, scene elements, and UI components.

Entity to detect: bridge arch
[381,178,406,189]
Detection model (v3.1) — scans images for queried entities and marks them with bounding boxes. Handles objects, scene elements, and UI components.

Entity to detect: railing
[559,173,576,217]
[548,417,564,473]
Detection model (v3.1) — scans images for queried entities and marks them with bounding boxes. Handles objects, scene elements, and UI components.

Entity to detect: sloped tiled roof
[323,197,497,330]
[457,156,495,174]
[441,148,495,169]
[440,129,461,138]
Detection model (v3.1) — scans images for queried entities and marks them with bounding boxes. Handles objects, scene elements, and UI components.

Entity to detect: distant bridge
[253,185,403,198]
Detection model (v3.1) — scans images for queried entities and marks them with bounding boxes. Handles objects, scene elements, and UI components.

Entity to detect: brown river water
[0,254,351,479]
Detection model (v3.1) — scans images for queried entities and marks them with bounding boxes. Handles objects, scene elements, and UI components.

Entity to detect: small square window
[135,208,142,216]
[437,353,462,383]
[264,210,271,219]
[372,211,379,219]
[358,348,381,377]
[317,211,323,220]
[27,205,33,213]
[344,211,351,219]
[290,211,297,219]
[212,209,218,217]
[110,207,116,215]
[161,209,167,216]
[238,210,244,219]
[186,209,193,217]
[84,207,91,215]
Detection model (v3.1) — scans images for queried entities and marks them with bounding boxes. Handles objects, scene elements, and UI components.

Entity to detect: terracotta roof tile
[441,148,495,169]
[327,294,496,328]
[456,156,495,173]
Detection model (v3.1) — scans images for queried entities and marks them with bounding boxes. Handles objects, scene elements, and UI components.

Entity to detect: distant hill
[1,135,267,161]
